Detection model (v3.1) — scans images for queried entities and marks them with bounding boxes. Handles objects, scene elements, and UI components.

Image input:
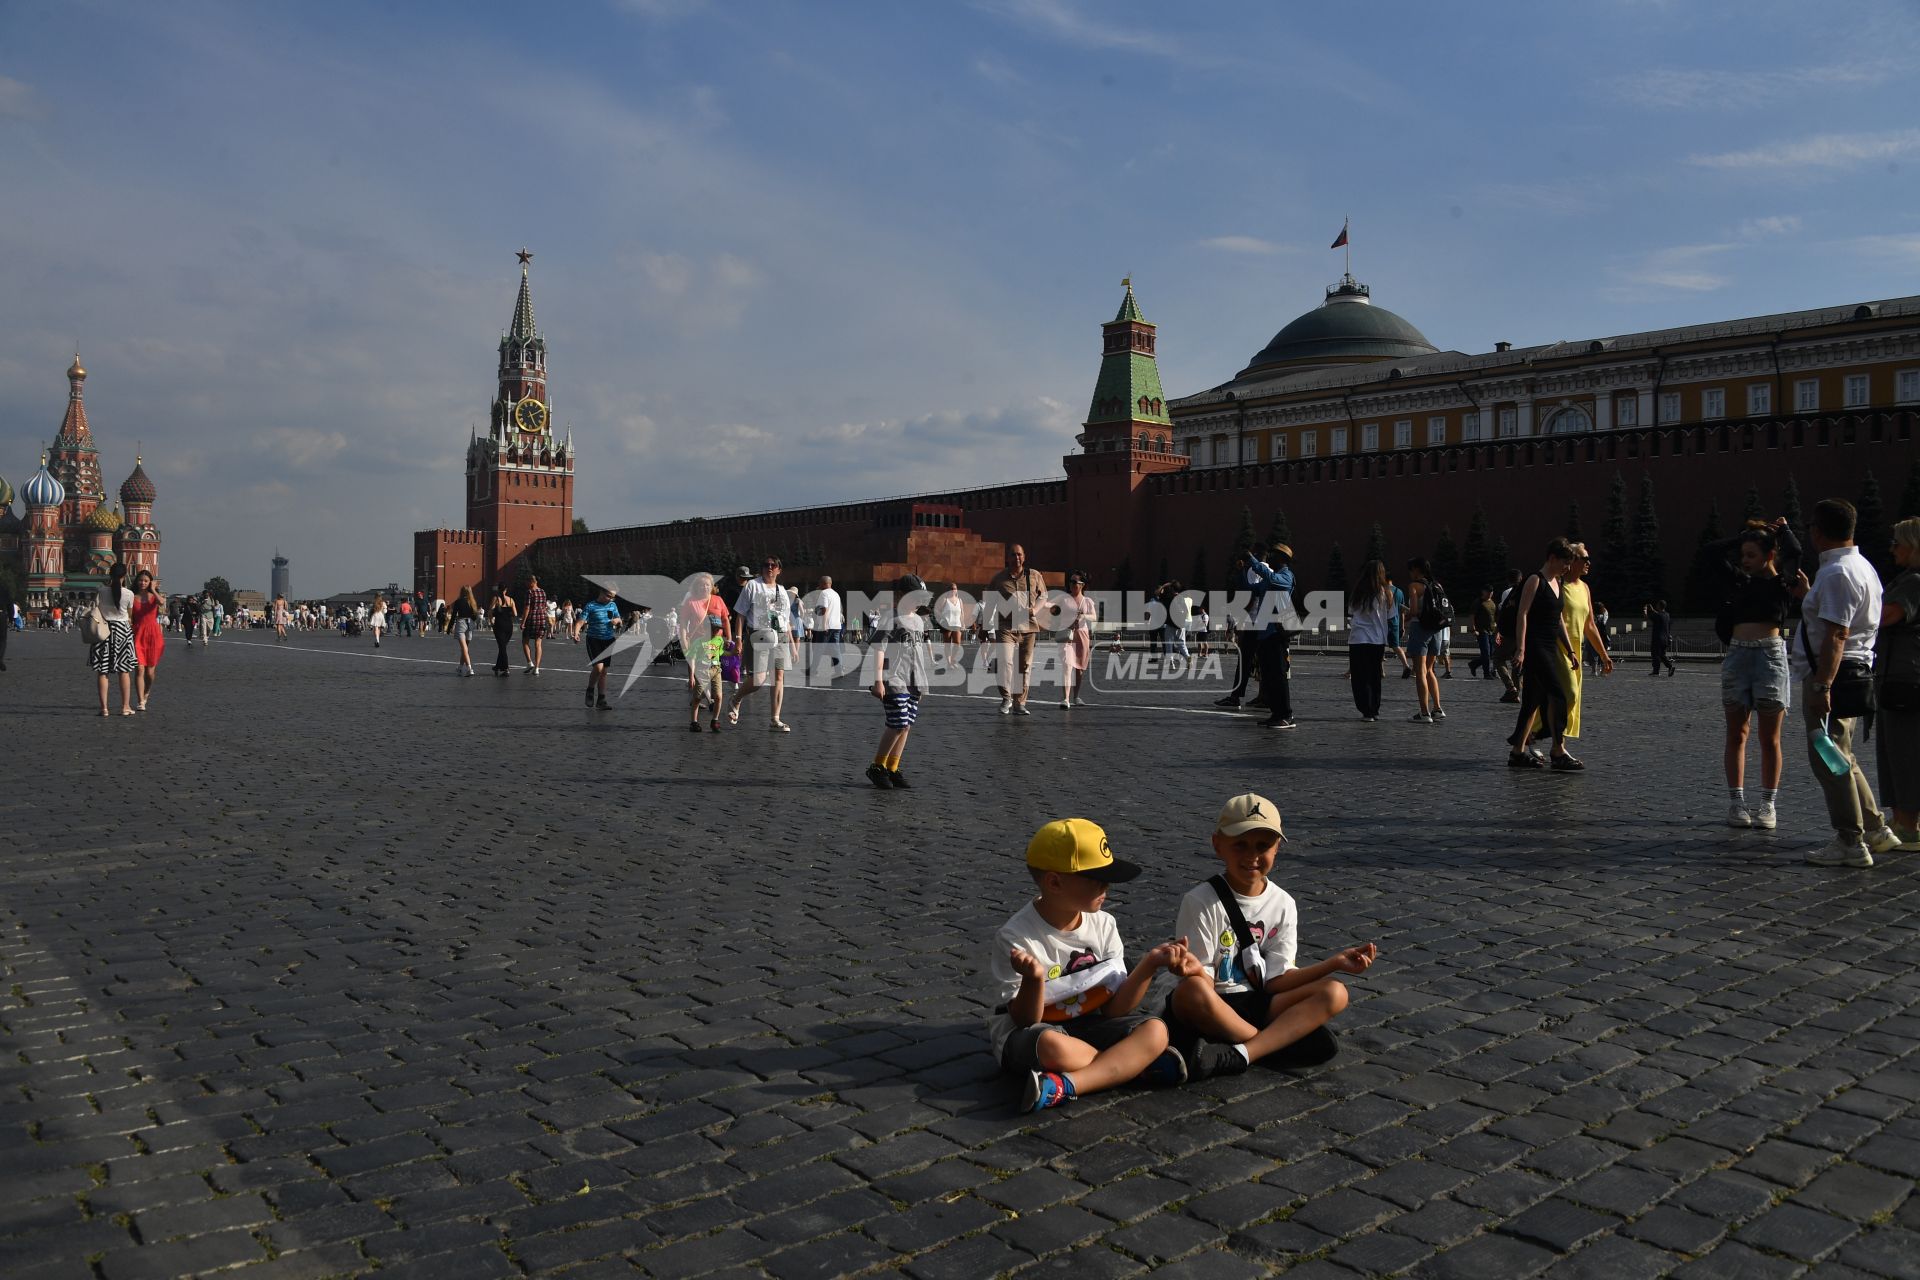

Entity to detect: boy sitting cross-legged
[990,818,1194,1112]
[1169,792,1379,1079]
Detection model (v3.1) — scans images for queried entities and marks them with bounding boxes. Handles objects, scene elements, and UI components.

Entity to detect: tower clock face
[513,398,549,434]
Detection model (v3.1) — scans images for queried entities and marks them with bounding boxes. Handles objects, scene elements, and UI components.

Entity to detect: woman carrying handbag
[90,560,138,716]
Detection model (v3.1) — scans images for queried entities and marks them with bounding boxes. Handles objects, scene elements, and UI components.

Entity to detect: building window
[1658,392,1681,424]
[1331,426,1348,454]
[1845,374,1870,407]
[1794,379,1818,412]
[1497,408,1518,437]
[1394,419,1412,449]
[1616,396,1637,426]
[1241,437,1257,463]
[1361,423,1379,451]
[1702,388,1725,420]
[1427,416,1447,445]
[1300,430,1318,458]
[1212,436,1229,464]
[1271,433,1288,460]
[1899,369,1920,403]
[1746,383,1771,416]
[1461,410,1482,441]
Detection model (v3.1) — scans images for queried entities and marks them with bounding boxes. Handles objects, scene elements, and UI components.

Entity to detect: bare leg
[1171,976,1348,1063]
[1032,1020,1169,1096]
[1755,707,1785,791]
[770,668,786,723]
[97,673,110,715]
[1723,704,1751,789]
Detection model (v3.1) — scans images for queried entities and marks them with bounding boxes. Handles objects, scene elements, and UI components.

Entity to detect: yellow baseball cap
[1216,793,1284,837]
[1025,818,1141,883]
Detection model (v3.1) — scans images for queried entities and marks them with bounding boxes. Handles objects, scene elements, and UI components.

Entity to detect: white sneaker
[999,699,1012,715]
[1016,704,1031,716]
[1431,707,1446,720]
[1727,803,1753,828]
[1804,838,1873,868]
[1866,826,1904,855]
[1753,802,1777,830]
[1410,712,1432,723]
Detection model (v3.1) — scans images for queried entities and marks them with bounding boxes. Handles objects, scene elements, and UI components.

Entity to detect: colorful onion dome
[120,455,156,505]
[22,454,65,509]
[86,502,123,532]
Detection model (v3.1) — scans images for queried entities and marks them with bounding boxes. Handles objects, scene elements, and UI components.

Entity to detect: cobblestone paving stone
[2,629,1917,1278]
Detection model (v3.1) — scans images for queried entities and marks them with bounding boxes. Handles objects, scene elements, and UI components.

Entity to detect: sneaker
[1015,704,1031,716]
[596,697,612,710]
[1361,715,1377,722]
[533,668,541,676]
[1893,826,1920,850]
[1020,1070,1074,1112]
[999,699,1012,715]
[1190,1041,1251,1080]
[1431,707,1446,720]
[1499,691,1521,704]
[1060,700,1070,710]
[1410,712,1432,723]
[585,690,596,707]
[865,764,893,790]
[770,720,791,733]
[1866,826,1905,855]
[1213,695,1242,708]
[886,769,911,789]
[1265,717,1296,730]
[709,721,722,733]
[1805,837,1873,868]
[1727,803,1753,828]
[525,665,535,674]
[688,722,703,733]
[1753,802,1778,830]
[1138,1046,1188,1088]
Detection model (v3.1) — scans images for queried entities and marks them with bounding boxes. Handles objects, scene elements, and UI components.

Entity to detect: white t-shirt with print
[1174,879,1297,995]
[985,901,1127,1060]
[735,579,789,634]
[880,612,934,692]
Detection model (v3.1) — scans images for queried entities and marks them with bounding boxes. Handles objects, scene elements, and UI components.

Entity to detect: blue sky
[2,0,1916,595]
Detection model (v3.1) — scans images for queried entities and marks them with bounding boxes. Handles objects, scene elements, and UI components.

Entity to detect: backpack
[1418,579,1452,633]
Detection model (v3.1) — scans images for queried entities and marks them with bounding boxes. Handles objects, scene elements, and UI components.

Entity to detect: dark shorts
[586,635,615,665]
[1000,1010,1160,1073]
[1162,988,1341,1068]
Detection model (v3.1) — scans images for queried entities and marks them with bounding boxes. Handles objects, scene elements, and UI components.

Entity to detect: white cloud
[971,55,1022,86]
[1601,243,1735,301]
[977,0,1227,70]
[1604,62,1894,110]
[1737,215,1801,238]
[1197,235,1289,256]
[1689,129,1920,172]
[1849,233,1920,267]
[0,75,36,121]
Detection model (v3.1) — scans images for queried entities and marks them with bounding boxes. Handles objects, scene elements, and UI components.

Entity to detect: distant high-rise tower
[271,552,290,601]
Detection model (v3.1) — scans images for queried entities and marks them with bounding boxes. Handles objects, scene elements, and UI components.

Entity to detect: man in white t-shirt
[1792,498,1898,867]
[1166,793,1378,1078]
[806,576,843,648]
[729,557,799,731]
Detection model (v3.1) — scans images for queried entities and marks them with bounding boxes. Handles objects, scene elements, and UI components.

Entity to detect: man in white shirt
[729,557,799,731]
[806,576,844,647]
[1793,498,1896,867]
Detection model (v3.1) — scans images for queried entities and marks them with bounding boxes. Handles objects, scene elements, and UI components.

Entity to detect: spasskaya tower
[415,251,576,600]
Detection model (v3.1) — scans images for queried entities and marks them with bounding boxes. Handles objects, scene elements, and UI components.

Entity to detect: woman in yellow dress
[1529,543,1613,750]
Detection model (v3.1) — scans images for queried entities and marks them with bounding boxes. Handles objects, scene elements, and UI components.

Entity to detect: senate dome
[22,456,65,509]
[1237,276,1438,379]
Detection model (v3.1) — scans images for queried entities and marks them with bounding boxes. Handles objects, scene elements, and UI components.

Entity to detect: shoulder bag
[80,606,111,645]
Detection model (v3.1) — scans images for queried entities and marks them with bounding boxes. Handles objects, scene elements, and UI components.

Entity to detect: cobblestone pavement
[3,628,1918,1280]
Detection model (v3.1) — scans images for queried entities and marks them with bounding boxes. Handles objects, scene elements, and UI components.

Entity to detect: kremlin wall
[526,279,1918,605]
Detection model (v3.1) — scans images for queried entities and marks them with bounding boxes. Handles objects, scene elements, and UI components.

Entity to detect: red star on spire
[516,248,533,266]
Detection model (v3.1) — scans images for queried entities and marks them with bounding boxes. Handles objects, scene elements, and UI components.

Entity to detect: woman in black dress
[489,584,518,677]
[1506,539,1580,769]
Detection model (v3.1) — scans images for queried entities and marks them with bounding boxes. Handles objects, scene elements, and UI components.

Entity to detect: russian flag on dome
[1330,221,1349,249]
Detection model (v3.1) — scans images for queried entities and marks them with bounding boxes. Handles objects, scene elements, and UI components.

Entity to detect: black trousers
[1229,631,1258,700]
[1258,630,1292,719]
[1349,643,1384,717]
[1651,641,1675,674]
[493,626,514,674]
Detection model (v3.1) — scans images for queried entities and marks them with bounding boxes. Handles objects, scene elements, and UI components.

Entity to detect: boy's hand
[1169,939,1207,979]
[1141,940,1184,972]
[871,679,886,699]
[1010,947,1046,982]
[1330,944,1378,974]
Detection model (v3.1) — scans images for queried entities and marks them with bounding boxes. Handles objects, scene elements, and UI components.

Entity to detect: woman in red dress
[130,568,166,711]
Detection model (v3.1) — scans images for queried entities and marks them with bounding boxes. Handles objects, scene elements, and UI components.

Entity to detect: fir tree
[1683,500,1726,614]
[1565,502,1583,543]
[1781,475,1804,547]
[1629,475,1666,608]
[1741,484,1765,523]
[1190,546,1212,594]
[1233,506,1257,555]
[1363,522,1388,568]
[1856,471,1888,578]
[1324,542,1347,595]
[1266,507,1292,552]
[1432,526,1462,594]
[1489,537,1512,588]
[1460,505,1492,590]
[1901,460,1920,521]
[1595,471,1632,609]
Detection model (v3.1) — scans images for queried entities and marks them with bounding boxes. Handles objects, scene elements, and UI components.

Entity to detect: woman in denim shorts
[1717,519,1801,830]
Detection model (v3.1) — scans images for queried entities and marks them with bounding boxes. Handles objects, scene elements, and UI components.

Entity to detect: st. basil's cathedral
[0,356,162,607]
